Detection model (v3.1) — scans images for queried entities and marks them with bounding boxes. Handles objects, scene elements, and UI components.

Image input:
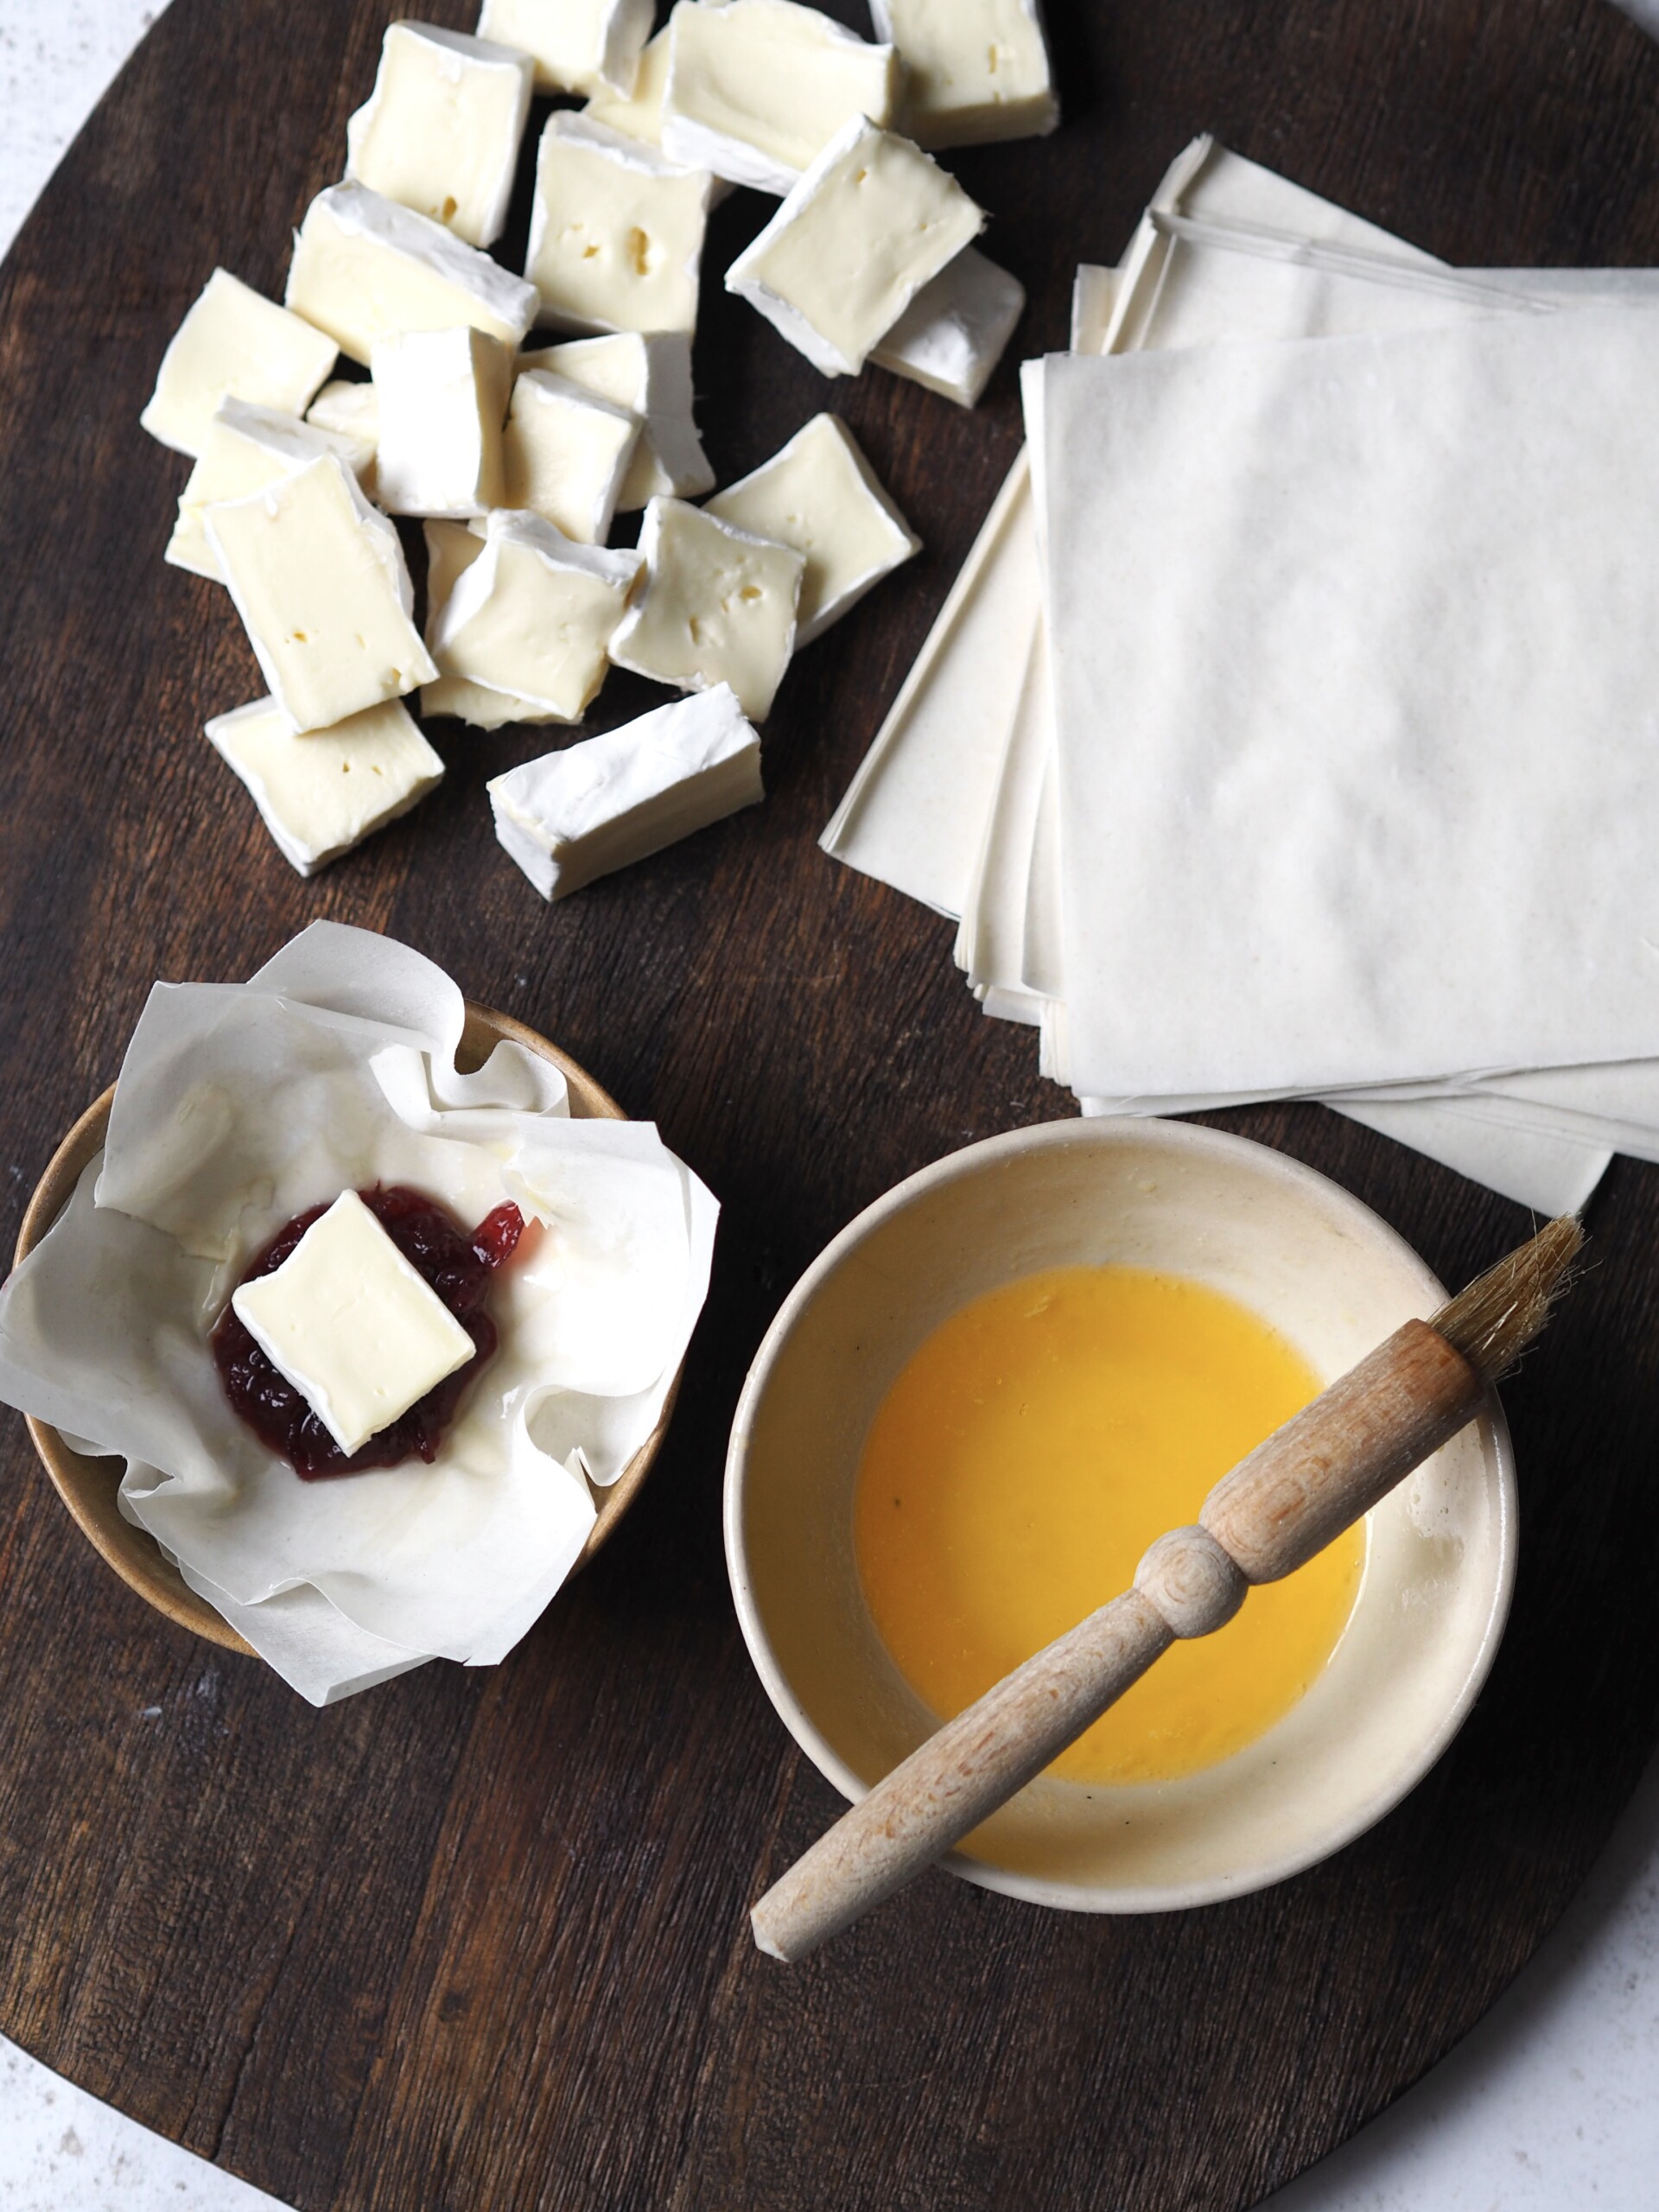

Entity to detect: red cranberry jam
[212,1185,525,1480]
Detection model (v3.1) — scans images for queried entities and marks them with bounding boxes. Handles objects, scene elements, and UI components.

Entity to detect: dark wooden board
[3,3,1659,2207]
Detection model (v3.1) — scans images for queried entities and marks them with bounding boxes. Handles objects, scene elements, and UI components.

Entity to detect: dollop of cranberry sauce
[211,1185,525,1481]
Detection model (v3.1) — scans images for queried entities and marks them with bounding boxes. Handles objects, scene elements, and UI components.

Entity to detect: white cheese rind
[206,695,445,877]
[230,1188,475,1456]
[345,22,534,249]
[168,398,375,582]
[523,114,714,338]
[203,454,437,734]
[141,269,339,458]
[286,183,538,368]
[582,25,671,145]
[661,1,899,195]
[536,330,714,505]
[504,369,639,542]
[870,0,1058,149]
[608,496,804,721]
[725,115,985,376]
[431,508,642,720]
[489,684,763,899]
[479,0,654,95]
[372,325,512,517]
[868,245,1027,408]
[422,520,560,728]
[707,413,919,645]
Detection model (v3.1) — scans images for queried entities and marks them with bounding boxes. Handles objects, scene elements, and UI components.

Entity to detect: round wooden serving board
[3,4,1659,2208]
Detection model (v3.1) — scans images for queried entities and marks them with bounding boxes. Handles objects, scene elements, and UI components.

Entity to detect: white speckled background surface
[1,3,1656,2206]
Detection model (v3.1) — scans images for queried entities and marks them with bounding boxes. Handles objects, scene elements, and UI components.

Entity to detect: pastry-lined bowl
[725,1117,1516,1915]
[15,1004,673,1656]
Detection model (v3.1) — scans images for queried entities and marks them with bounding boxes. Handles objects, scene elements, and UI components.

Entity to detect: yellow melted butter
[853,1265,1364,1786]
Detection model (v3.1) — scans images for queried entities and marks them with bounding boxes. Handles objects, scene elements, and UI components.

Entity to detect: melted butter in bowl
[855,1265,1363,1788]
[726,1117,1516,1915]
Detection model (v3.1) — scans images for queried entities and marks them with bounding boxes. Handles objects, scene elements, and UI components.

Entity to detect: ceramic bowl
[15,1002,675,1656]
[725,1117,1516,1915]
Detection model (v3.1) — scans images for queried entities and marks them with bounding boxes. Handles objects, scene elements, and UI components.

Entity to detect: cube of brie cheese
[168,398,376,582]
[345,22,535,250]
[609,497,804,722]
[203,454,437,734]
[490,684,763,899]
[504,370,639,543]
[870,0,1059,149]
[372,325,512,518]
[287,184,537,368]
[207,695,445,877]
[306,378,379,446]
[422,521,560,729]
[431,509,643,721]
[536,331,714,508]
[868,245,1027,408]
[231,1189,475,1457]
[707,415,919,646]
[582,26,672,146]
[661,1,899,196]
[141,269,339,458]
[725,117,985,377]
[524,114,714,339]
[306,379,381,498]
[478,0,655,97]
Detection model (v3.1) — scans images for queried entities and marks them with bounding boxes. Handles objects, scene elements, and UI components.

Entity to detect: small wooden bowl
[13,1001,677,1658]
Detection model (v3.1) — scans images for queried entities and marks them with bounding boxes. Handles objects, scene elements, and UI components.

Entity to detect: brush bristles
[1431,1215,1584,1385]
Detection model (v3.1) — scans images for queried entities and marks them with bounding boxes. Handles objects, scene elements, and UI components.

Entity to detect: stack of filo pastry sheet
[823,134,1659,1214]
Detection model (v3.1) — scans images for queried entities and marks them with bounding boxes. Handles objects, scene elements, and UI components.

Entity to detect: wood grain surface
[3,3,1659,2207]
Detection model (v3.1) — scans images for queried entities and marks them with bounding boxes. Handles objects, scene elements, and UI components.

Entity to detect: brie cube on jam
[490,684,762,900]
[287,184,537,369]
[725,117,984,377]
[168,397,376,582]
[372,325,512,518]
[479,0,655,97]
[537,331,713,508]
[207,696,445,877]
[422,521,560,729]
[431,509,642,721]
[661,1,899,196]
[504,370,639,543]
[582,26,671,145]
[869,245,1027,409]
[141,269,339,458]
[871,0,1058,149]
[707,414,919,646]
[203,454,436,734]
[231,1190,476,1459]
[346,22,534,250]
[524,114,714,339]
[609,497,804,722]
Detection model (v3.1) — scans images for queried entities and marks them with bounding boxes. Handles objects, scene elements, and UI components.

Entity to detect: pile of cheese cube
[141,1,1058,896]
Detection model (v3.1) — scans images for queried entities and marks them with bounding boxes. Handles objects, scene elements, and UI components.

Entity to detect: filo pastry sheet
[818,137,1625,1205]
[0,923,716,1706]
[1033,307,1659,1103]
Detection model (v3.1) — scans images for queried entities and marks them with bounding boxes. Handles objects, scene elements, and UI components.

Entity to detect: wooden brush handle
[1204,1318,1484,1576]
[750,1319,1484,1964]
